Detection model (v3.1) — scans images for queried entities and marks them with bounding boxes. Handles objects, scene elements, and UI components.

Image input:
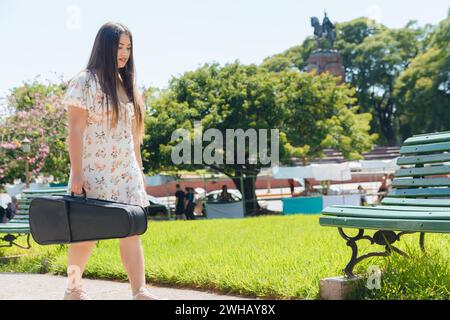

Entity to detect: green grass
[0,215,448,299]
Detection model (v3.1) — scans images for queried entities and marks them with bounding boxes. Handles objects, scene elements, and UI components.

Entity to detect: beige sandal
[132,287,164,300]
[64,286,92,300]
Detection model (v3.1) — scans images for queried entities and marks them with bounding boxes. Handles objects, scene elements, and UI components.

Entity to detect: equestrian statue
[310,12,336,48]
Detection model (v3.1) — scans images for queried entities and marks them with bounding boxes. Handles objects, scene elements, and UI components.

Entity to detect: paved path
[0,273,255,300]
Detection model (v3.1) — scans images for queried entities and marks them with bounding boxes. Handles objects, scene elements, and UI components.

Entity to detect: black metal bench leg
[338,228,371,278]
[0,233,31,250]
[343,234,359,278]
[419,232,426,252]
[338,228,415,278]
[389,245,408,257]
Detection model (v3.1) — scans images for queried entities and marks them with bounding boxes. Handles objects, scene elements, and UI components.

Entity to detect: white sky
[0,0,449,99]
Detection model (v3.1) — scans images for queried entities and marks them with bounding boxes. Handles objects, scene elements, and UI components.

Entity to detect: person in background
[11,196,18,217]
[387,173,395,186]
[0,205,6,224]
[219,185,232,202]
[6,203,15,221]
[300,180,312,196]
[288,178,295,196]
[357,185,368,206]
[378,176,389,202]
[175,184,186,220]
[185,187,196,220]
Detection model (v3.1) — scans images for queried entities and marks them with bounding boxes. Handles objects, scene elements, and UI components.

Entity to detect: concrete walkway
[0,273,256,300]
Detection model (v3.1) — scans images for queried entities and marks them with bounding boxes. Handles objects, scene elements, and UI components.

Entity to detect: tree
[143,62,376,215]
[261,17,433,146]
[261,37,316,72]
[340,21,427,145]
[277,70,377,161]
[0,81,69,186]
[394,10,450,139]
[8,79,63,112]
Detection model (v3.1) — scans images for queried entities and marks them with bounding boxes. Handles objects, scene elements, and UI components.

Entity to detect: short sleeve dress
[63,69,149,208]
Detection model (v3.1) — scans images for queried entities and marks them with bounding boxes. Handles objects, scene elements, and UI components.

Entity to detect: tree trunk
[379,113,395,146]
[375,99,396,146]
[231,174,261,216]
[207,165,262,216]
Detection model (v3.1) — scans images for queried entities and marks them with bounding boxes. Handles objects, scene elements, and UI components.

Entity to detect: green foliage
[0,81,69,185]
[143,62,376,172]
[261,37,316,72]
[394,10,450,138]
[260,13,450,146]
[276,71,377,161]
[360,247,450,300]
[8,79,64,112]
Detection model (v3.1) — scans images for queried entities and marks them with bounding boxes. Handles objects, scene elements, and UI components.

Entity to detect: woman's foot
[64,286,92,300]
[132,287,164,300]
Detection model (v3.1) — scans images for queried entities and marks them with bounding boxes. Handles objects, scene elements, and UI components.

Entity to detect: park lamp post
[21,137,31,189]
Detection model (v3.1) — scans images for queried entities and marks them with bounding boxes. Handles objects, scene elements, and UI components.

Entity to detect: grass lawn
[0,215,448,299]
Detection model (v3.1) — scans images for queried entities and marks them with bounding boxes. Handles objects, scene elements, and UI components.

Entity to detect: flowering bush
[0,81,69,186]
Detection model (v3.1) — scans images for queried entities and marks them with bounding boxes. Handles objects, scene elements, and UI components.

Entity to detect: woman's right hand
[70,174,85,195]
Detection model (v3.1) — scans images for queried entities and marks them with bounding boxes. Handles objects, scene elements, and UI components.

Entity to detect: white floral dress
[63,69,149,208]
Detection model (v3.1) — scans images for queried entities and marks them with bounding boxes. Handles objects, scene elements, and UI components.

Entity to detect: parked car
[145,195,169,218]
[203,189,242,202]
[195,189,242,216]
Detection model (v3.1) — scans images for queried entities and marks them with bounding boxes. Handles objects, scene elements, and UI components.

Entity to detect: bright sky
[0,0,449,99]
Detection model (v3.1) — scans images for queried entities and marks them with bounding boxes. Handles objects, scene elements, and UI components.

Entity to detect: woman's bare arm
[132,121,146,186]
[67,106,88,193]
[132,127,143,169]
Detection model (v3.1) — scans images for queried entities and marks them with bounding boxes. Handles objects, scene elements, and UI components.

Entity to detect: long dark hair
[86,22,144,143]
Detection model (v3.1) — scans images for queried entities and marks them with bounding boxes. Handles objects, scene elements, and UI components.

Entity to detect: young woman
[63,22,161,300]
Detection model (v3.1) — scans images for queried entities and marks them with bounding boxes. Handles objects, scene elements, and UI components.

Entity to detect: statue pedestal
[306,49,345,83]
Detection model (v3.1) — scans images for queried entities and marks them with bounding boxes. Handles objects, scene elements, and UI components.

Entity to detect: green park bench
[0,187,67,249]
[320,131,450,277]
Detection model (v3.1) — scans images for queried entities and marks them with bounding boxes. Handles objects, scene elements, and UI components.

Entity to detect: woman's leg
[119,235,146,295]
[67,241,97,289]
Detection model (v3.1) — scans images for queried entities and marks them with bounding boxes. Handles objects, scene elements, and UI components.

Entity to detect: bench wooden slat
[378,205,450,211]
[335,204,450,212]
[397,153,450,165]
[389,188,450,197]
[0,223,30,233]
[382,197,450,207]
[400,142,450,155]
[392,178,450,187]
[18,201,31,207]
[409,131,450,137]
[404,132,450,146]
[395,165,450,177]
[23,193,67,199]
[10,216,28,220]
[323,206,450,220]
[9,216,29,220]
[319,216,450,233]
[9,220,29,224]
[22,188,67,194]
